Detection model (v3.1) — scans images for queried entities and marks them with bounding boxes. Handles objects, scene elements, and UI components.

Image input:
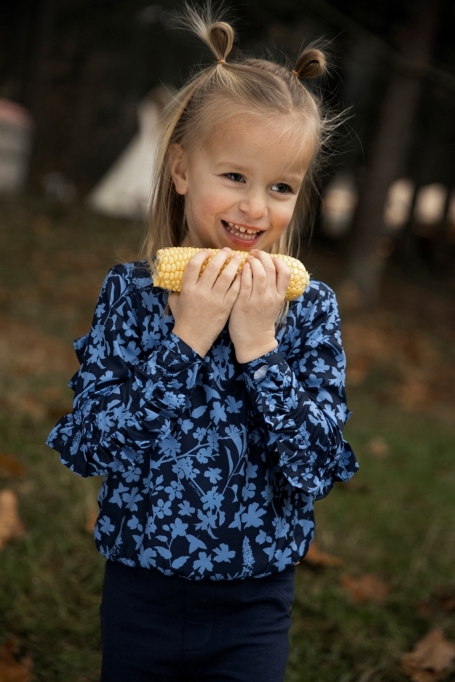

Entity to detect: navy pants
[100,560,295,682]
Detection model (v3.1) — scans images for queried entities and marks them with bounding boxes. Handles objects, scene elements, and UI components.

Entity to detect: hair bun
[294,48,327,79]
[208,21,234,62]
[183,5,235,64]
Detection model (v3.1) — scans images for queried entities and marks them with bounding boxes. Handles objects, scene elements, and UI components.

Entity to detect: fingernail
[223,247,232,252]
[233,253,242,259]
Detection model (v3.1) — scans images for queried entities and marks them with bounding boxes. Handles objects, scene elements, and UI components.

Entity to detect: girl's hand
[228,250,291,364]
[169,247,241,357]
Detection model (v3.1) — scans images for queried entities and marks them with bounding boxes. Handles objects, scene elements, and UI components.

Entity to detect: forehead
[200,111,315,173]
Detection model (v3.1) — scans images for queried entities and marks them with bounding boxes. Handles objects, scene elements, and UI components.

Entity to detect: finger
[247,255,268,296]
[250,250,278,282]
[239,261,253,300]
[198,247,233,287]
[224,271,241,302]
[182,249,212,286]
[213,252,243,292]
[274,258,292,299]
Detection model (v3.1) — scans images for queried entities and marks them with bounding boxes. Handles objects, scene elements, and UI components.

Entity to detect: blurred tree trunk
[345,1,441,307]
[25,0,55,188]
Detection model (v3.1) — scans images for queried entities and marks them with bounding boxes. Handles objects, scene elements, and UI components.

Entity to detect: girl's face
[169,113,314,251]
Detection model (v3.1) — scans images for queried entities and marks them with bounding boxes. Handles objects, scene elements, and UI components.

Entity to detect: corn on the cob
[152,247,310,301]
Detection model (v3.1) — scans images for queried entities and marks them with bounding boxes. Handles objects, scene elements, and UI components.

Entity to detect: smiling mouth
[222,221,263,241]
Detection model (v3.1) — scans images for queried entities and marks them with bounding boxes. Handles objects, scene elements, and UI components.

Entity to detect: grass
[0,196,454,681]
[288,400,455,682]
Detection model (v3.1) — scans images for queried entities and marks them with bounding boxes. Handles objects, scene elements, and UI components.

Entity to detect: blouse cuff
[241,347,288,385]
[163,332,204,364]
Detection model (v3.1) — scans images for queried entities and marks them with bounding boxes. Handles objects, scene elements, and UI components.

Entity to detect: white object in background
[383,178,414,229]
[87,89,169,219]
[321,173,358,237]
[0,99,33,193]
[414,183,447,225]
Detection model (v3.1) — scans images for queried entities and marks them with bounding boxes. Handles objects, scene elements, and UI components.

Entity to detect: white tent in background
[87,86,173,219]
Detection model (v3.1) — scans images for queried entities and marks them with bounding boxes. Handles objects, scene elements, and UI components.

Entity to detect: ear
[168,143,188,195]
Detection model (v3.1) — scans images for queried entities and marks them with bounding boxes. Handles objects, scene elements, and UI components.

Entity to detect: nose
[239,188,267,220]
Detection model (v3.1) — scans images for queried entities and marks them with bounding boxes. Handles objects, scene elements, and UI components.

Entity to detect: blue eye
[225,173,245,183]
[272,183,291,194]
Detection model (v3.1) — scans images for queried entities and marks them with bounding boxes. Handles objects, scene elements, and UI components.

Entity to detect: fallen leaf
[365,436,390,459]
[337,479,371,494]
[0,637,34,682]
[431,588,455,613]
[417,589,455,618]
[0,454,27,479]
[340,574,390,603]
[85,510,98,535]
[39,386,63,401]
[417,601,432,617]
[0,490,25,549]
[303,541,344,568]
[46,406,72,421]
[401,628,455,682]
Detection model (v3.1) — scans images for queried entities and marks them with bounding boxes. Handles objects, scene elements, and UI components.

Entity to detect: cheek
[194,190,228,217]
[273,203,296,230]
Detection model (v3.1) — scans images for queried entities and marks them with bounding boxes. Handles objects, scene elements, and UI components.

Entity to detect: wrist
[235,339,278,364]
[172,325,211,358]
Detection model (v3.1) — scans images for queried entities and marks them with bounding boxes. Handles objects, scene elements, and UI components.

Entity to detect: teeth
[227,222,260,236]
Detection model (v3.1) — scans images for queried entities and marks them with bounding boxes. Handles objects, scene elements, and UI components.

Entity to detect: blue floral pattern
[46,261,358,580]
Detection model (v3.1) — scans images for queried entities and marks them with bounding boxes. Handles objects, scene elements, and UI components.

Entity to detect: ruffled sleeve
[241,281,358,500]
[46,265,203,477]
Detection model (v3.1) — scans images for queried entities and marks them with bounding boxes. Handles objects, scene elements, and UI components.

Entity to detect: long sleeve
[46,265,203,477]
[242,282,358,500]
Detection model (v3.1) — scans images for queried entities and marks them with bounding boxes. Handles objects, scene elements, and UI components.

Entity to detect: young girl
[47,7,358,681]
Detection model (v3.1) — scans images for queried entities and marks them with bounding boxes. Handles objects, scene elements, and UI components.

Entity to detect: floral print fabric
[46,261,358,580]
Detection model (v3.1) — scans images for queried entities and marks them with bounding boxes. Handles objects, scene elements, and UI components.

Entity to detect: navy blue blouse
[46,261,358,580]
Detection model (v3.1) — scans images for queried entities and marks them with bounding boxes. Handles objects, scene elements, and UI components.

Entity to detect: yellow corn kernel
[152,247,310,301]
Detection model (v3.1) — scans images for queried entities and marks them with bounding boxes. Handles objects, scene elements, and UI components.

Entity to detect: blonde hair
[142,4,331,264]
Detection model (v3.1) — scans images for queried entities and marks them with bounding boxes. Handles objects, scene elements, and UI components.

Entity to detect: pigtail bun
[184,5,235,63]
[209,22,234,61]
[294,48,327,79]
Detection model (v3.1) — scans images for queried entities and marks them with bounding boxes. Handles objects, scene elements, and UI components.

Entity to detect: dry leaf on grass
[85,510,98,535]
[417,601,432,617]
[418,590,455,616]
[46,406,72,422]
[0,490,25,549]
[303,541,344,568]
[431,589,455,613]
[0,637,33,682]
[401,629,455,682]
[365,436,390,459]
[340,574,390,603]
[337,479,371,494]
[0,454,27,479]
